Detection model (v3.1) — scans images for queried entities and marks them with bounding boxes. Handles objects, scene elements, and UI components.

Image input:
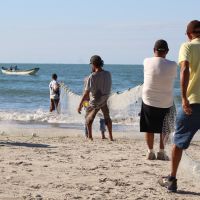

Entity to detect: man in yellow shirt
[159,20,200,192]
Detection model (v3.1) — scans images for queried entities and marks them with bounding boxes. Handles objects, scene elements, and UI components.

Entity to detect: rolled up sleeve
[178,43,191,64]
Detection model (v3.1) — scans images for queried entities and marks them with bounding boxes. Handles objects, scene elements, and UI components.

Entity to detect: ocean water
[0,63,181,130]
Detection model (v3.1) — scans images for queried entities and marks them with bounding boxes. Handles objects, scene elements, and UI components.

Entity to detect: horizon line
[0,62,142,66]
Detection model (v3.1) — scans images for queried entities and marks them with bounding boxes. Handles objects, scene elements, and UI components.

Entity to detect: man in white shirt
[49,73,60,112]
[140,40,177,160]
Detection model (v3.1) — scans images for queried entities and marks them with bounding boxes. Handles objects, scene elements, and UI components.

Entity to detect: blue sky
[0,0,199,64]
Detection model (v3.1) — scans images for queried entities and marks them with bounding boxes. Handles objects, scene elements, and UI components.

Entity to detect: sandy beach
[0,126,200,200]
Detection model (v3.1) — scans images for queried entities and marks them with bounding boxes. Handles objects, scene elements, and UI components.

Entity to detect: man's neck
[192,36,200,40]
[95,68,103,72]
[190,33,200,41]
[154,54,166,58]
[154,50,167,58]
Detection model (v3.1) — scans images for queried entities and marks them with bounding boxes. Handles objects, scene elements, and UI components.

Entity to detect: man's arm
[78,90,90,114]
[180,61,192,115]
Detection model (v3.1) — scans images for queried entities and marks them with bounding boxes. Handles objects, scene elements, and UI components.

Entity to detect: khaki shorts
[85,103,111,125]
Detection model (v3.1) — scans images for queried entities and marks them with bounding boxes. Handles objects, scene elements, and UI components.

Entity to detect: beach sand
[0,126,200,200]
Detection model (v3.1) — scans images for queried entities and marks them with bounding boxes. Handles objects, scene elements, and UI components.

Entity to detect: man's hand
[182,98,192,115]
[78,90,89,114]
[78,105,82,114]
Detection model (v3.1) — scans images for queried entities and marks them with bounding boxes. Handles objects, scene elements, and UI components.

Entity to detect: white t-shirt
[142,57,177,108]
[49,80,60,100]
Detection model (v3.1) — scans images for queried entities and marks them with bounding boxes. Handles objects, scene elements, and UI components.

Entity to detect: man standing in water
[78,55,113,141]
[159,20,200,192]
[49,73,60,112]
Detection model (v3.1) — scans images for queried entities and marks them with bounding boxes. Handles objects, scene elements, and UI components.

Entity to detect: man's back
[179,38,200,104]
[49,80,60,100]
[142,57,177,108]
[85,70,111,108]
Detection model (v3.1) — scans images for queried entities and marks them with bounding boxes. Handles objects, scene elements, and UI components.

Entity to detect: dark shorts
[140,101,169,133]
[50,99,59,112]
[174,104,200,149]
[85,103,111,125]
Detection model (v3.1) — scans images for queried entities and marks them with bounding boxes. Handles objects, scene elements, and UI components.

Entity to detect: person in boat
[49,73,60,112]
[14,65,18,70]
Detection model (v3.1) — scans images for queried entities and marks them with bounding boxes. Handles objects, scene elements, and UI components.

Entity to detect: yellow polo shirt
[178,38,200,104]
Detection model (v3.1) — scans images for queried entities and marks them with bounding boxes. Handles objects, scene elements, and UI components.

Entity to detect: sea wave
[0,84,143,131]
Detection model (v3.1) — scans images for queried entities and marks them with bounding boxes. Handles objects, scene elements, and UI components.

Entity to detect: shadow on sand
[177,190,200,196]
[0,141,56,148]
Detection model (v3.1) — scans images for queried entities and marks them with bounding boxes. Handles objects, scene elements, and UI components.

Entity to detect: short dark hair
[186,20,200,34]
[90,55,104,67]
[52,73,57,80]
[154,39,169,52]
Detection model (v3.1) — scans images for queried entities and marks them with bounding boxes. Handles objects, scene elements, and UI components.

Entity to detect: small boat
[1,67,39,75]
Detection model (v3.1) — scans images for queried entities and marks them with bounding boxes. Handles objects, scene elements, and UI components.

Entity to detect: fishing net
[59,82,200,181]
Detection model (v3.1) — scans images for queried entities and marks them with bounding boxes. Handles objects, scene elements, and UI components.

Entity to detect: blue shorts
[100,118,106,132]
[174,104,200,149]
